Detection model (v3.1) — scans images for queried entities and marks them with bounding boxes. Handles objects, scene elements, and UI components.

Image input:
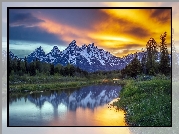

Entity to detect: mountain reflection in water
[9,84,126,126]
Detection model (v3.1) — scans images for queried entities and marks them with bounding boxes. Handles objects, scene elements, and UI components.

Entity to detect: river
[9,84,126,126]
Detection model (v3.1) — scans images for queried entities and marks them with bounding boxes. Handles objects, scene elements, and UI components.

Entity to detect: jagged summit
[52,46,59,49]
[51,46,60,53]
[36,46,44,51]
[82,44,87,49]
[9,40,173,72]
[68,40,78,49]
[87,43,96,50]
[25,46,46,62]
[38,46,42,49]
[88,43,95,47]
[71,40,76,44]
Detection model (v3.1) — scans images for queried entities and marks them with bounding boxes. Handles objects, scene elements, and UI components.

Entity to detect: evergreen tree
[121,54,142,78]
[17,59,21,71]
[141,49,147,74]
[69,65,75,76]
[29,61,36,76]
[12,58,18,73]
[60,67,65,76]
[54,64,62,75]
[159,32,171,75]
[64,64,73,76]
[24,56,28,74]
[9,56,12,75]
[141,56,146,74]
[129,54,142,78]
[35,58,41,73]
[50,64,54,75]
[146,38,158,75]
[64,66,69,76]
[41,62,50,75]
[20,59,26,74]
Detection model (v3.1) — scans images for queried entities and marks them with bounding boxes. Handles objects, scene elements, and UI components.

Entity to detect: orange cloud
[38,16,92,46]
[37,8,171,57]
[99,9,171,53]
[101,9,171,39]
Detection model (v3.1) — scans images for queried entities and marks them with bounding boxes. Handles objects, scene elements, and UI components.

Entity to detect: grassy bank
[113,78,171,126]
[10,80,101,92]
[9,75,118,92]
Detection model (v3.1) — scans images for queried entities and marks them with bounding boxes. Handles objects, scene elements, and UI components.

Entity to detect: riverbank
[10,80,100,93]
[113,77,171,126]
[9,75,125,93]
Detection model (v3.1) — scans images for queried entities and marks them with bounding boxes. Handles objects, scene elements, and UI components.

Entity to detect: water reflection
[9,84,125,126]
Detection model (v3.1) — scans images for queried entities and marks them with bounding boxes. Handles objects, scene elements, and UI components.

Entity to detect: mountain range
[8,40,175,72]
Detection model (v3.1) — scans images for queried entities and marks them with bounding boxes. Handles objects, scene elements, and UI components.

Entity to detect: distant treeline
[9,57,88,77]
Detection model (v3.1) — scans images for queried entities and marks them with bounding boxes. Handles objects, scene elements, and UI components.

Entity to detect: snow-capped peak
[81,44,87,49]
[51,46,60,54]
[71,40,76,44]
[36,46,44,52]
[88,43,95,48]
[52,46,59,50]
[68,40,77,47]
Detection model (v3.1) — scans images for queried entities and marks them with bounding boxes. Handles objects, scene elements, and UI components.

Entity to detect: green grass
[9,75,105,92]
[113,78,171,126]
[9,74,89,85]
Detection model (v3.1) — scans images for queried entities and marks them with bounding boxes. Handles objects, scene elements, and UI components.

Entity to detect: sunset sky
[8,8,171,58]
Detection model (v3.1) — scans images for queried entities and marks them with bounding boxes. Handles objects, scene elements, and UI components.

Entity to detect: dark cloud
[121,49,130,55]
[9,11,45,27]
[116,17,130,26]
[150,9,171,23]
[113,16,152,39]
[95,13,152,39]
[123,43,143,49]
[111,43,146,57]
[108,43,143,51]
[30,9,109,29]
[9,25,66,45]
[124,26,151,39]
[8,9,110,45]
[99,9,170,40]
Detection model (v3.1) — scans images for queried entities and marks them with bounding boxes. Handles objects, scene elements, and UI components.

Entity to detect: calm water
[9,84,126,126]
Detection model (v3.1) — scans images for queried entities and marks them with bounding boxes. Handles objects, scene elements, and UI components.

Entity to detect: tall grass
[113,78,171,126]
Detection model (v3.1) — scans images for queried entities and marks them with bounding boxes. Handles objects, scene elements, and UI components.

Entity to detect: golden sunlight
[38,8,171,57]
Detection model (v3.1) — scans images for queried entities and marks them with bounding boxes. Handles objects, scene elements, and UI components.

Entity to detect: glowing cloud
[38,16,93,46]
[9,8,171,57]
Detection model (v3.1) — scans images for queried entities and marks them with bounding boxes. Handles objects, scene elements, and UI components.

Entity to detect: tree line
[9,57,88,77]
[121,32,171,78]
